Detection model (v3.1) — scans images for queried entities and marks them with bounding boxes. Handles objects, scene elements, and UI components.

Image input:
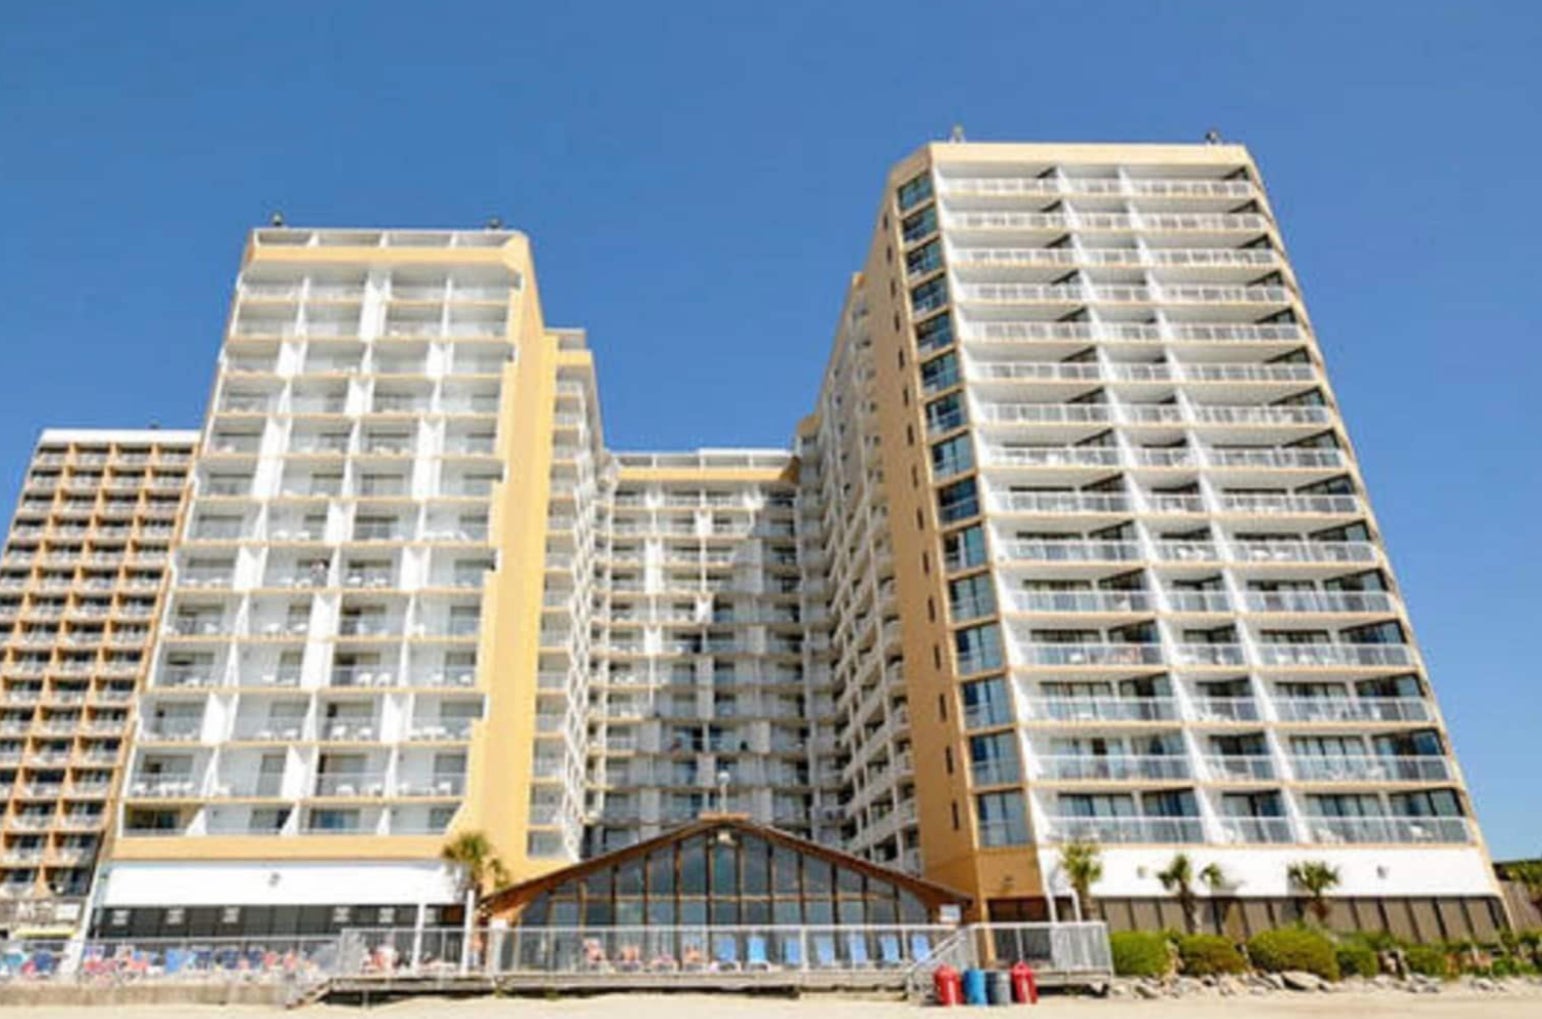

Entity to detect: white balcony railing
[1273,697,1432,723]
[1038,755,1191,781]
[1290,755,1453,783]
[1017,643,1164,668]
[1041,816,1206,844]
[1303,816,1471,844]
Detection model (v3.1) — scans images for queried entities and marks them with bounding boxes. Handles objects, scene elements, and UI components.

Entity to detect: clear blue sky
[2,2,1538,858]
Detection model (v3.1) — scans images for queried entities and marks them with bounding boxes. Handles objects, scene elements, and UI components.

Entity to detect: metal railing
[905,922,1111,999]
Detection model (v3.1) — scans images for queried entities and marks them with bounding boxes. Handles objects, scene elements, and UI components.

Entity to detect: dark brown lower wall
[1089,895,1508,944]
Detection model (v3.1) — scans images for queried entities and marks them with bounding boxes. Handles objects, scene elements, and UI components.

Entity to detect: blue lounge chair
[909,932,933,963]
[780,935,804,969]
[713,934,740,970]
[813,935,836,969]
[846,933,871,968]
[879,934,902,967]
[746,935,771,970]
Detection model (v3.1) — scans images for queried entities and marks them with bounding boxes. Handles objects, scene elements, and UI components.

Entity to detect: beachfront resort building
[0,140,1508,944]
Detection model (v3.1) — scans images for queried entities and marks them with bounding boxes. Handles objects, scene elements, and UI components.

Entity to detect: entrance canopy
[482,816,968,928]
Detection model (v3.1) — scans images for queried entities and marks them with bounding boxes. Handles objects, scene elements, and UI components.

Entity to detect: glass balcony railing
[1038,755,1191,781]
[1290,755,1453,783]
[1042,815,1205,844]
[1303,815,1471,844]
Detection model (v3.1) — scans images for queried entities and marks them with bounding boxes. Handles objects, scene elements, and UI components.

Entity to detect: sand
[5,991,1542,1019]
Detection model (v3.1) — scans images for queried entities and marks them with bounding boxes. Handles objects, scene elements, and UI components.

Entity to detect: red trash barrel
[1010,962,1038,1005]
[934,964,963,1006]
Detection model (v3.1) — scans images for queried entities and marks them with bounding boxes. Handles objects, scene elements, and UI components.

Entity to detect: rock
[1262,972,1287,991]
[1134,982,1161,999]
[1281,970,1325,992]
[1372,974,1397,989]
[1217,975,1244,997]
[1470,977,1498,992]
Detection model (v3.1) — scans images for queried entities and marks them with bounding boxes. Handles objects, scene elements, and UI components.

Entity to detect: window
[943,525,987,572]
[948,574,996,622]
[906,239,942,277]
[920,352,960,395]
[961,678,1012,729]
[897,173,934,212]
[936,479,979,524]
[954,623,1003,674]
[911,277,949,316]
[915,313,954,355]
[930,435,974,479]
[976,791,1028,846]
[925,393,966,436]
[902,206,938,244]
[970,732,1021,786]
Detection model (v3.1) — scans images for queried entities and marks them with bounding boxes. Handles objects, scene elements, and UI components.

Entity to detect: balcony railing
[312,772,387,797]
[994,493,1130,515]
[1022,696,1178,723]
[1219,817,1294,843]
[1302,815,1471,844]
[1254,643,1415,668]
[1273,697,1432,723]
[1290,755,1453,783]
[1006,590,1152,614]
[998,540,1141,564]
[1018,643,1164,668]
[1188,697,1260,722]
[1241,591,1395,614]
[1168,644,1246,667]
[1204,754,1277,781]
[1042,816,1205,844]
[1038,755,1191,781]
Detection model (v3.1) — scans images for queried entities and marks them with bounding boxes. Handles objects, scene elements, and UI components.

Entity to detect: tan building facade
[0,429,195,936]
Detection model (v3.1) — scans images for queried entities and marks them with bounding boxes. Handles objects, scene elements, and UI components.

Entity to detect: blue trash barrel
[986,969,1012,1005]
[962,967,989,1006]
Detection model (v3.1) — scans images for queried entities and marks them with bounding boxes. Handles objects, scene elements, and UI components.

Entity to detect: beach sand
[5,991,1542,1019]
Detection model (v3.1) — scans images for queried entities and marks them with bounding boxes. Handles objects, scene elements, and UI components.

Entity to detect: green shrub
[1246,927,1340,981]
[1405,944,1453,979]
[1335,941,1379,978]
[1178,933,1247,976]
[1111,930,1172,978]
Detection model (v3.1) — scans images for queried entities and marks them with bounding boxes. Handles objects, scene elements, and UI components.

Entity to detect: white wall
[100,859,460,907]
[1036,845,1497,900]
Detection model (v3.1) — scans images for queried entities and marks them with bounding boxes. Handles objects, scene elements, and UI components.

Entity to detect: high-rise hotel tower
[813,141,1501,933]
[0,140,1500,941]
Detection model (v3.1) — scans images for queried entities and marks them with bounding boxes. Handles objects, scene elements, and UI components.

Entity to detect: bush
[1246,927,1340,981]
[1111,930,1172,978]
[1405,944,1453,979]
[1178,933,1248,976]
[1335,941,1379,979]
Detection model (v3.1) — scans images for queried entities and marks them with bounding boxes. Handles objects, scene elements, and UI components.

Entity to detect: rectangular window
[897,173,934,212]
[920,351,960,395]
[955,623,1003,674]
[902,206,938,244]
[937,479,979,524]
[930,435,974,479]
[976,791,1029,847]
[911,277,949,316]
[961,678,1012,729]
[925,393,966,436]
[915,313,954,355]
[943,525,987,572]
[969,732,1021,786]
[949,574,996,622]
[906,238,943,277]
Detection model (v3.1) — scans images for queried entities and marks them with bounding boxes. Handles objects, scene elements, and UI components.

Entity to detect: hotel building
[0,429,195,936]
[0,140,1503,942]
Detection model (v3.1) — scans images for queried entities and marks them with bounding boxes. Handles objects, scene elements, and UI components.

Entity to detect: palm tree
[1058,839,1103,920]
[1157,853,1201,932]
[1287,860,1341,925]
[441,831,509,900]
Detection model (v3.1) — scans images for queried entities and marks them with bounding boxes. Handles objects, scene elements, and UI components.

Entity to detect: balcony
[1290,755,1453,783]
[1023,697,1178,722]
[1188,697,1260,722]
[1168,644,1247,667]
[1273,697,1432,724]
[1230,541,1378,565]
[139,718,203,742]
[408,718,474,741]
[312,772,387,797]
[1303,816,1472,845]
[1020,642,1164,669]
[1241,591,1396,614]
[1254,643,1416,669]
[126,776,200,798]
[1218,817,1294,844]
[1005,590,1152,614]
[993,492,1130,515]
[1042,815,1205,844]
[1204,755,1277,781]
[1038,755,1191,781]
[1216,493,1361,517]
